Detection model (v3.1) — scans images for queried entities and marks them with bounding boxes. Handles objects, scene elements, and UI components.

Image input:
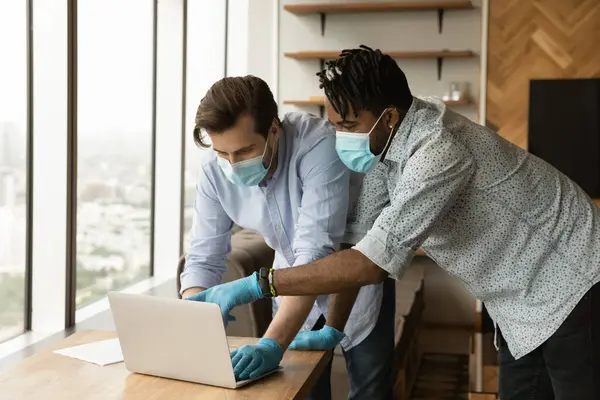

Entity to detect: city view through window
[75,0,154,308]
[0,0,230,341]
[0,1,27,341]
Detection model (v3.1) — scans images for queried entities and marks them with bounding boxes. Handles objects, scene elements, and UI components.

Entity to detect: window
[76,0,154,308]
[182,0,227,248]
[0,0,246,349]
[0,1,28,342]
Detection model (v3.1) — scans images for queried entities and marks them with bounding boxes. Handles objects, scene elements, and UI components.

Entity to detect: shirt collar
[383,96,420,163]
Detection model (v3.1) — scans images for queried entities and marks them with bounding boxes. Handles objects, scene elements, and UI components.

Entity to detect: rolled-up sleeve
[354,134,475,280]
[180,165,233,293]
[292,133,350,267]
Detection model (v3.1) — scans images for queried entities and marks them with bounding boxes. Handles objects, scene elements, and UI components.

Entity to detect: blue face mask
[217,135,275,186]
[335,110,395,173]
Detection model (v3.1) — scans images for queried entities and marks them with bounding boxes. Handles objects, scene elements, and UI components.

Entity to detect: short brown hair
[193,75,279,148]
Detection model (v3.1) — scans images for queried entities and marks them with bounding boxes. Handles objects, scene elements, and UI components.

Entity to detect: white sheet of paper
[53,338,124,366]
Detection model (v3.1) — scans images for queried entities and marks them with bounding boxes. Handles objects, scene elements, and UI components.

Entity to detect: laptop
[108,291,281,389]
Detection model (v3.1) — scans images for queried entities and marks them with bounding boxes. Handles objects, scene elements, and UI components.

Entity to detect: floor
[330,328,472,400]
[410,353,470,400]
[331,351,351,400]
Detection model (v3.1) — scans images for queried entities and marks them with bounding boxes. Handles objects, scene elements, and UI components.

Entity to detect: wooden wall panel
[486,0,600,149]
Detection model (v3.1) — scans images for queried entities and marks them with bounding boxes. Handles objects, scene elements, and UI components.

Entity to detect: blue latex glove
[288,325,345,351]
[230,338,283,381]
[185,272,263,325]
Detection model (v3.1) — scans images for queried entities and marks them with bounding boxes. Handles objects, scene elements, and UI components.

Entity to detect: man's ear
[386,108,401,130]
[270,120,280,137]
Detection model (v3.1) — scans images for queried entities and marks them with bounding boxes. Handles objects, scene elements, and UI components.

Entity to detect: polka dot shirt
[350,96,600,359]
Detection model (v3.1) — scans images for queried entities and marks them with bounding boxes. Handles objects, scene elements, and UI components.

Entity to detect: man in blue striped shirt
[181,75,394,400]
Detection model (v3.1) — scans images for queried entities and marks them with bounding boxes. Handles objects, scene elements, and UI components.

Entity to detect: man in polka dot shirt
[194,46,600,399]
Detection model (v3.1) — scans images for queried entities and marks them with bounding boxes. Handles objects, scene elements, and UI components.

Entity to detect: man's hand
[231,338,283,381]
[287,287,355,351]
[288,325,345,351]
[185,272,263,325]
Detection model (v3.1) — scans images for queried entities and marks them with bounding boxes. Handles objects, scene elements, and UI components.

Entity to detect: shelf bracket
[319,105,325,118]
[437,9,445,34]
[320,13,326,36]
[319,58,325,72]
[436,57,443,80]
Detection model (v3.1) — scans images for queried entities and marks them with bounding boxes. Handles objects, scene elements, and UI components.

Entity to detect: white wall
[226,0,249,77]
[227,0,279,94]
[278,0,482,122]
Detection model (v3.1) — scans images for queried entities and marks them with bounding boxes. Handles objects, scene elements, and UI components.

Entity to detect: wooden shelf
[285,50,475,79]
[444,98,471,106]
[284,1,474,15]
[284,99,325,107]
[284,1,474,35]
[284,50,474,60]
[284,97,472,107]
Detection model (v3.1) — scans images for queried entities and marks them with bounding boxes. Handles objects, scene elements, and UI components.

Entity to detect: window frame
[30,0,70,334]
[0,0,34,343]
[153,0,186,278]
[24,0,34,335]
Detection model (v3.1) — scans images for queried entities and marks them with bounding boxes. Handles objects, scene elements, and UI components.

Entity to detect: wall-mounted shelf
[284,97,472,117]
[443,98,472,106]
[284,50,473,60]
[284,1,474,35]
[284,99,327,107]
[284,50,475,80]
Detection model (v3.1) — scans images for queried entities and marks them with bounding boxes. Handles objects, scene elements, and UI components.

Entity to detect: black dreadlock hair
[317,45,413,120]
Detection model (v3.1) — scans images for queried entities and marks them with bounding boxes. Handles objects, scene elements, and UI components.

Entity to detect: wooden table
[0,330,331,400]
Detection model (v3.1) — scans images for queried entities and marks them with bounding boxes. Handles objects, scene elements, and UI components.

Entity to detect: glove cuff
[246,271,265,301]
[258,338,283,356]
[323,325,346,342]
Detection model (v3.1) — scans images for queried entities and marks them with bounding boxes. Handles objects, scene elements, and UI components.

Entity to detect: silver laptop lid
[108,291,237,389]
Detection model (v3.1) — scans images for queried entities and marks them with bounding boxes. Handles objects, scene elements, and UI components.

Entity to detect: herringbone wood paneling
[487,0,600,149]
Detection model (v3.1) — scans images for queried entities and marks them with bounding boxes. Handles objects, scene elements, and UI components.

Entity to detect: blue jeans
[307,278,395,400]
[498,282,600,400]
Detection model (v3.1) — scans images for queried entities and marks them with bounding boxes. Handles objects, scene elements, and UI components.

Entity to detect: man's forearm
[324,244,361,331]
[181,287,205,299]
[263,295,318,351]
[273,249,387,296]
[325,288,361,332]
